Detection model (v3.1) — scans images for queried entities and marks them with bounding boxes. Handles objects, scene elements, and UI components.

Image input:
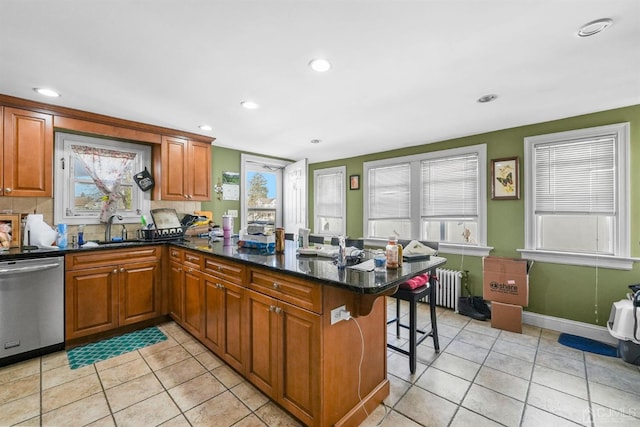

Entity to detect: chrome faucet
[105,214,123,242]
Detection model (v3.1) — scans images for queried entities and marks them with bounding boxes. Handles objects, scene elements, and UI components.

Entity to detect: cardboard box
[483,256,529,306]
[491,301,523,333]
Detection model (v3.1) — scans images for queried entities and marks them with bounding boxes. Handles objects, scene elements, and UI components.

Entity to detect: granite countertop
[173,238,447,295]
[0,238,447,295]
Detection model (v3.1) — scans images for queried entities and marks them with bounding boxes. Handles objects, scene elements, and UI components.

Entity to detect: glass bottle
[385,236,399,269]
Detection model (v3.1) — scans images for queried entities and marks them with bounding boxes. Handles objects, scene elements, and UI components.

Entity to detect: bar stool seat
[387,274,440,374]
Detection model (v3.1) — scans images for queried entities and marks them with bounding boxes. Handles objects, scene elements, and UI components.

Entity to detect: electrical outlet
[331,305,347,325]
[227,209,238,218]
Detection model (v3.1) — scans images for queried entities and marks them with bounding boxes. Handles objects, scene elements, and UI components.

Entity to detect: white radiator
[422,268,463,312]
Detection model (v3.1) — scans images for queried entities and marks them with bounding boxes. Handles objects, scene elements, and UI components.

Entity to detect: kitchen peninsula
[167,238,446,427]
[2,239,446,427]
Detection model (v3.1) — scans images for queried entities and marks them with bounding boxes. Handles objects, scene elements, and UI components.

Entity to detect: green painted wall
[201,146,242,233]
[309,104,640,326]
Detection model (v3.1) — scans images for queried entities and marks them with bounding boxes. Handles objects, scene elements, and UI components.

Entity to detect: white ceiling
[2,1,639,163]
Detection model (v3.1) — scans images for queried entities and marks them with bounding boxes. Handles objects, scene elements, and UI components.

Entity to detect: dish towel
[400,273,430,289]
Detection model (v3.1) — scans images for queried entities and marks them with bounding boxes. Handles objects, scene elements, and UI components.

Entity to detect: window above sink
[54,132,152,225]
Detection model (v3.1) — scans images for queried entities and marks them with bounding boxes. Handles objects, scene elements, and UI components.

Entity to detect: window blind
[534,137,615,214]
[368,163,411,219]
[421,154,479,217]
[315,170,343,218]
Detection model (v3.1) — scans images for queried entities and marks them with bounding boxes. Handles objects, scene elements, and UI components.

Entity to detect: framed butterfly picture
[491,157,520,200]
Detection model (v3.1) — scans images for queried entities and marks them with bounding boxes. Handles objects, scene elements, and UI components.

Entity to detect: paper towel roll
[24,214,58,249]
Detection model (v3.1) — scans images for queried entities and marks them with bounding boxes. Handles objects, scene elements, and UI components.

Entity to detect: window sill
[438,243,492,257]
[517,249,639,270]
[364,239,492,257]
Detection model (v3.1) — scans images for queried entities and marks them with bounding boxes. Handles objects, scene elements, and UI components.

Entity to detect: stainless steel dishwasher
[0,256,64,366]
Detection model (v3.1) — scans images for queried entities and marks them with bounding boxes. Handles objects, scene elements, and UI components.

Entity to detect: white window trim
[363,144,491,257]
[54,132,151,225]
[520,122,638,270]
[240,154,289,230]
[313,166,346,236]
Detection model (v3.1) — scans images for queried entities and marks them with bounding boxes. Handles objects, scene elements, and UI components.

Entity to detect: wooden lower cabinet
[118,260,162,326]
[65,246,162,341]
[202,275,245,372]
[168,260,184,322]
[183,267,204,337]
[246,288,320,426]
[166,247,389,427]
[66,265,118,338]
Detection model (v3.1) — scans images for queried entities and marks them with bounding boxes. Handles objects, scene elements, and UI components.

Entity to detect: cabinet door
[168,260,184,322]
[160,136,188,200]
[246,289,279,397]
[2,107,53,197]
[203,276,224,354]
[278,301,321,426]
[222,280,245,372]
[183,267,204,337]
[188,140,211,201]
[65,266,118,340]
[119,260,162,326]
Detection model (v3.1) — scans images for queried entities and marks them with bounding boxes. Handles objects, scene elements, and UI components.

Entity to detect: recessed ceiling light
[310,139,321,144]
[241,100,259,110]
[577,18,613,37]
[477,94,498,103]
[309,58,331,73]
[33,88,60,97]
[199,125,213,131]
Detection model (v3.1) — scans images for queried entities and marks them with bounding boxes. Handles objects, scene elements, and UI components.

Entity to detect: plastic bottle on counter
[57,223,68,249]
[77,224,85,246]
[385,236,399,269]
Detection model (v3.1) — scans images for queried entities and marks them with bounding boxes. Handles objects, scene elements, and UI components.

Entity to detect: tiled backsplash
[0,197,202,243]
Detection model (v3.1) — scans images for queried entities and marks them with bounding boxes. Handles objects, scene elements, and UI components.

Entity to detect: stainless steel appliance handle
[0,262,61,275]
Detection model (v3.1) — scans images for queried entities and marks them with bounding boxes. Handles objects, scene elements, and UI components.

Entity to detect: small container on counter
[385,236,399,269]
[275,228,285,253]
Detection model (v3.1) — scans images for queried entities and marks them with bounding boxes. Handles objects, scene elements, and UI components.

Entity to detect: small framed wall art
[0,214,22,249]
[349,174,360,190]
[491,157,520,200]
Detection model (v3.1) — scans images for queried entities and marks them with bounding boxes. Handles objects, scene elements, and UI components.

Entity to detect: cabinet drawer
[66,246,161,270]
[168,247,183,263]
[183,250,203,270]
[249,268,322,314]
[203,255,245,285]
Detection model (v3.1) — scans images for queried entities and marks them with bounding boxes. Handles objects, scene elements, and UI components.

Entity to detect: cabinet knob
[4,188,11,193]
[184,195,189,199]
[274,307,282,314]
[171,251,178,256]
[120,267,125,273]
[273,282,280,289]
[218,265,223,271]
[217,283,224,289]
[113,269,118,274]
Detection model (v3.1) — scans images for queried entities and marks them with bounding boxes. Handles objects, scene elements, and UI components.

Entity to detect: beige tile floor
[1,299,639,427]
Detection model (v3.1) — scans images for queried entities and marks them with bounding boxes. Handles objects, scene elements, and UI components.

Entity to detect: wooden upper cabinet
[189,140,212,200]
[161,136,211,201]
[2,107,53,197]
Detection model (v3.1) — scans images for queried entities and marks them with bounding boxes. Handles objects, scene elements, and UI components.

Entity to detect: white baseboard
[522,311,617,346]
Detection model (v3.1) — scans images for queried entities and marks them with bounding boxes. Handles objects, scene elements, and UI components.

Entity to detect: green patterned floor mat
[67,326,167,369]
